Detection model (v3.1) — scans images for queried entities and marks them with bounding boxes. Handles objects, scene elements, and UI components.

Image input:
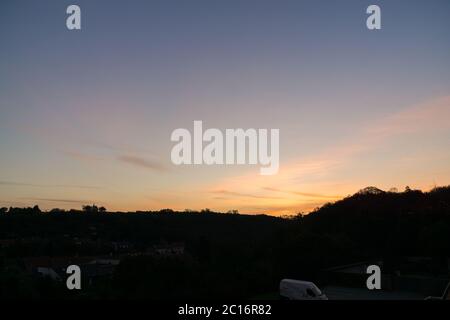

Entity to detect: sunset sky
[1,0,450,215]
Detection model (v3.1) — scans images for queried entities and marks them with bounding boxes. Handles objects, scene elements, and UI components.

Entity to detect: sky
[1,0,450,215]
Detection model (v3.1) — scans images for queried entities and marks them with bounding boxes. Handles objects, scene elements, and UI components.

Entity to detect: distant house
[24,256,90,281]
[82,258,120,284]
[90,258,120,266]
[36,267,62,281]
[111,241,133,252]
[0,239,16,248]
[153,242,185,256]
[23,256,121,284]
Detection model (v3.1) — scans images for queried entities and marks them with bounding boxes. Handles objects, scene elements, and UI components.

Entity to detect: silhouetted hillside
[309,186,450,217]
[303,186,450,260]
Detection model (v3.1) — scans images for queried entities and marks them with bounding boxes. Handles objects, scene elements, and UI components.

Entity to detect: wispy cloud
[20,197,90,204]
[117,155,168,172]
[62,150,105,163]
[263,187,341,199]
[367,96,450,138]
[211,190,284,200]
[63,148,168,173]
[279,95,450,182]
[0,180,101,189]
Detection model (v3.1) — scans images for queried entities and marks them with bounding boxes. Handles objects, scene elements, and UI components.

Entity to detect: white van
[279,279,328,300]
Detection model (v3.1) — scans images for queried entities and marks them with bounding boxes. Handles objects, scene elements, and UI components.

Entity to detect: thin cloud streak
[0,180,102,189]
[211,190,284,200]
[117,155,168,172]
[62,150,105,163]
[21,197,90,204]
[263,187,341,199]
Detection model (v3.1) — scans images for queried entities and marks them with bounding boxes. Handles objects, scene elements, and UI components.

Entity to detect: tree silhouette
[82,204,99,214]
[357,186,385,195]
